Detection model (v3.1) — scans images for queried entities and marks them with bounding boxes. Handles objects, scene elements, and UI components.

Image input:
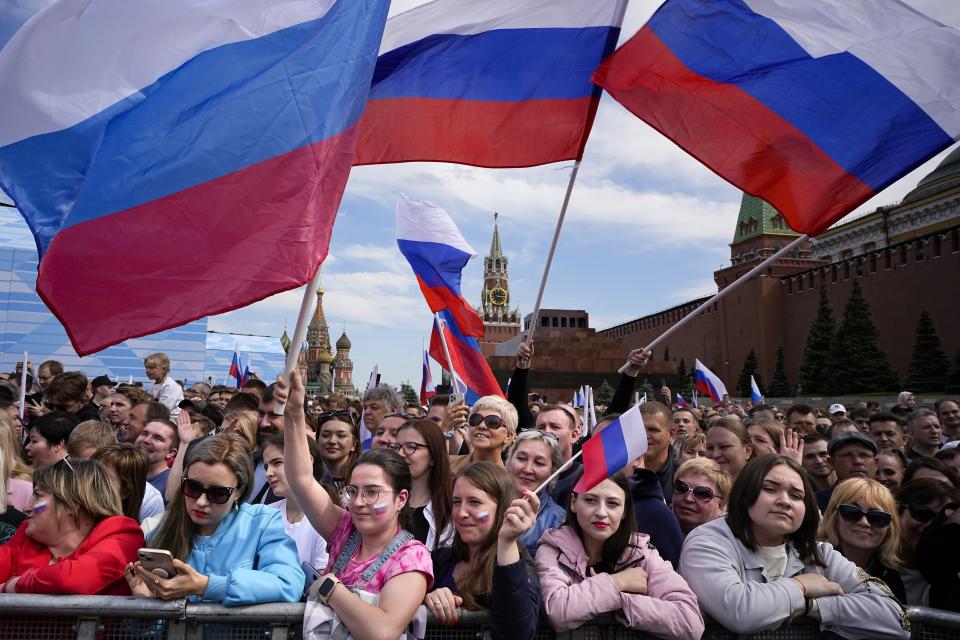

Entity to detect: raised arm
[165,411,202,502]
[507,341,534,431]
[608,349,649,415]
[277,371,344,541]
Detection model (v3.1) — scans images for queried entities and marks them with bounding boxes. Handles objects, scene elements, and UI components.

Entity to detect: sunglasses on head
[318,410,356,426]
[468,414,506,429]
[673,479,720,503]
[836,503,892,528]
[181,478,238,504]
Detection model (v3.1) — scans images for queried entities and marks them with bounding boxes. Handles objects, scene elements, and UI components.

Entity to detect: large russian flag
[594,0,960,235]
[396,194,485,337]
[0,0,389,355]
[575,403,648,494]
[430,309,504,404]
[353,0,627,168]
[695,359,728,405]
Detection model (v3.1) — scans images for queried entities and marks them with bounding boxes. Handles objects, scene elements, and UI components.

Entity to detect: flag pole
[533,449,584,496]
[525,160,582,344]
[17,351,28,420]
[619,234,809,373]
[434,313,465,394]
[275,266,324,414]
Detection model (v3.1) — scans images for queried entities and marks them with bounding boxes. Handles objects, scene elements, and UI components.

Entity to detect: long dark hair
[726,454,825,566]
[397,419,452,545]
[451,462,516,610]
[350,448,413,529]
[567,472,638,573]
[316,412,361,483]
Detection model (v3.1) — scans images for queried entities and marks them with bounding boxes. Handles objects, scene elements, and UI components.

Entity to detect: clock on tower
[477,213,520,353]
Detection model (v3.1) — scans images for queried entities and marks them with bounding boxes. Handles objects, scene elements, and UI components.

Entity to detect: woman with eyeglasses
[426,462,540,640]
[316,410,361,492]
[279,372,433,640]
[0,458,144,594]
[817,478,905,603]
[125,434,304,605]
[894,478,959,606]
[388,419,454,550]
[671,458,730,536]
[680,455,909,639]
[449,397,518,475]
[537,473,703,637]
[505,430,566,555]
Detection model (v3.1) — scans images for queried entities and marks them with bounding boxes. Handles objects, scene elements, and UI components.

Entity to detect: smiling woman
[449,396,518,475]
[680,455,910,639]
[505,431,565,555]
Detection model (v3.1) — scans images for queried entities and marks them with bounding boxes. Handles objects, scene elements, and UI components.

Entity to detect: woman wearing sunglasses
[388,419,454,550]
[894,478,959,606]
[449,397,518,475]
[537,473,703,638]
[279,372,433,640]
[505,430,566,555]
[315,410,361,492]
[671,458,730,536]
[125,434,304,605]
[681,455,909,639]
[817,478,905,603]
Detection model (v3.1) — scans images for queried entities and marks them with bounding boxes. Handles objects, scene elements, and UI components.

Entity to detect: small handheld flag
[574,403,648,494]
[694,359,728,405]
[420,348,436,406]
[675,392,689,408]
[750,376,764,407]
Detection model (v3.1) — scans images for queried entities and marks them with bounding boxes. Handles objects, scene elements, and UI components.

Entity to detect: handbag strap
[331,528,415,588]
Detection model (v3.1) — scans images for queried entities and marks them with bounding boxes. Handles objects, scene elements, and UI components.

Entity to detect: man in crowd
[673,408,699,437]
[90,375,115,411]
[868,412,906,451]
[785,403,818,437]
[817,431,878,511]
[362,384,403,433]
[107,386,151,436]
[144,352,183,419]
[135,419,179,498]
[44,372,100,421]
[828,403,847,421]
[848,407,872,433]
[535,403,582,507]
[185,381,212,402]
[121,400,170,443]
[637,400,679,506]
[241,378,267,399]
[371,411,411,450]
[937,399,960,443]
[801,432,835,492]
[905,409,943,460]
[426,395,449,426]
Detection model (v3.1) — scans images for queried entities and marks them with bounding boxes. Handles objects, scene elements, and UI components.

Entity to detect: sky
[2,0,959,391]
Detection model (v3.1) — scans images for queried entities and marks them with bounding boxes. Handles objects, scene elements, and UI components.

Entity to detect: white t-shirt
[139,482,166,523]
[270,498,328,570]
[757,543,789,581]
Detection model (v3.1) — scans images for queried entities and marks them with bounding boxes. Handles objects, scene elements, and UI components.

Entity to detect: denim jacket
[519,492,566,556]
[174,503,304,606]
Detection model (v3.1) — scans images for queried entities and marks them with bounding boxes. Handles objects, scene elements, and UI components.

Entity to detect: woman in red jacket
[0,458,144,594]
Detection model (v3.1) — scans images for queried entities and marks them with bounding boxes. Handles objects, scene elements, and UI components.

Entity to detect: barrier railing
[0,595,956,640]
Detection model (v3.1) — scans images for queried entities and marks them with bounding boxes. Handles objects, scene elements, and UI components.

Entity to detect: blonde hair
[0,414,31,481]
[818,477,900,570]
[676,457,731,505]
[469,396,518,434]
[709,417,752,447]
[67,420,117,458]
[675,432,706,460]
[223,411,257,451]
[33,459,122,522]
[145,352,170,371]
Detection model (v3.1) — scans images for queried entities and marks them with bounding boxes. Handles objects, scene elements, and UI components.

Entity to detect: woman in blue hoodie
[125,433,304,605]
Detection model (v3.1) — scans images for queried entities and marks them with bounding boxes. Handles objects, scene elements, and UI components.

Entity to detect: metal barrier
[0,595,956,640]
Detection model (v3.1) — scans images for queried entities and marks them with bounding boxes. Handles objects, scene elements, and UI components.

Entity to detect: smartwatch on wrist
[316,574,341,605]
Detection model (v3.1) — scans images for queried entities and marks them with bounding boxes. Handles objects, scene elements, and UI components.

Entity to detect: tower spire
[489,212,504,259]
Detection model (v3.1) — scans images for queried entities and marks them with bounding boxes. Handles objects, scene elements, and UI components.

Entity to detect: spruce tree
[827,280,898,393]
[399,382,419,406]
[767,346,792,397]
[947,351,960,394]
[736,349,762,398]
[904,310,950,392]
[596,379,616,405]
[677,358,689,396]
[799,286,835,394]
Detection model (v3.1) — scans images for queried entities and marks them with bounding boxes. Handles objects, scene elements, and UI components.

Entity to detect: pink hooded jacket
[535,525,704,638]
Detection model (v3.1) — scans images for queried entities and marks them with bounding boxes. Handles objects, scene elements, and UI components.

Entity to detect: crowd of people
[0,346,957,640]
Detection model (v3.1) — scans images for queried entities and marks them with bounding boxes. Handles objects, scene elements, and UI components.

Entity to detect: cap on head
[828,431,878,456]
[828,403,846,416]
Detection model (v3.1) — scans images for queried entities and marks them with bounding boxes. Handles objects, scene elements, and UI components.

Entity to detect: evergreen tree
[904,310,950,392]
[663,347,671,362]
[595,379,616,405]
[766,346,791,397]
[736,349,762,398]
[638,377,655,404]
[827,280,899,393]
[399,382,418,406]
[799,286,835,394]
[947,351,960,394]
[677,358,690,397]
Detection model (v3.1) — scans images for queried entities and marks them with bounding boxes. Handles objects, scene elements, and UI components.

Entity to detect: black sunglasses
[181,478,238,505]
[468,414,506,430]
[903,502,958,524]
[673,479,720,503]
[836,503,892,528]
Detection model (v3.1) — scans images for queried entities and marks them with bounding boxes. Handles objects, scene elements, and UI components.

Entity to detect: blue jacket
[520,492,566,556]
[174,503,304,606]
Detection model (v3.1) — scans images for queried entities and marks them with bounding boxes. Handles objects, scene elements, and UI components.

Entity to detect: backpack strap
[331,530,362,577]
[358,530,414,587]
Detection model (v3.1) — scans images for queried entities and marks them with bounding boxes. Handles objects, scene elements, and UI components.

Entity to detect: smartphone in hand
[138,548,178,579]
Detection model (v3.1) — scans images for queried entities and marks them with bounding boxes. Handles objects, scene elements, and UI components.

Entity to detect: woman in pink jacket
[535,473,704,638]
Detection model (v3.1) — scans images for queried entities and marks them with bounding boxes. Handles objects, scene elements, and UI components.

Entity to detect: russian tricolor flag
[0,0,389,355]
[675,392,689,408]
[396,194,484,337]
[420,348,436,406]
[430,310,504,405]
[575,403,648,494]
[695,359,728,405]
[750,375,764,407]
[228,350,242,389]
[354,0,627,168]
[594,0,960,235]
